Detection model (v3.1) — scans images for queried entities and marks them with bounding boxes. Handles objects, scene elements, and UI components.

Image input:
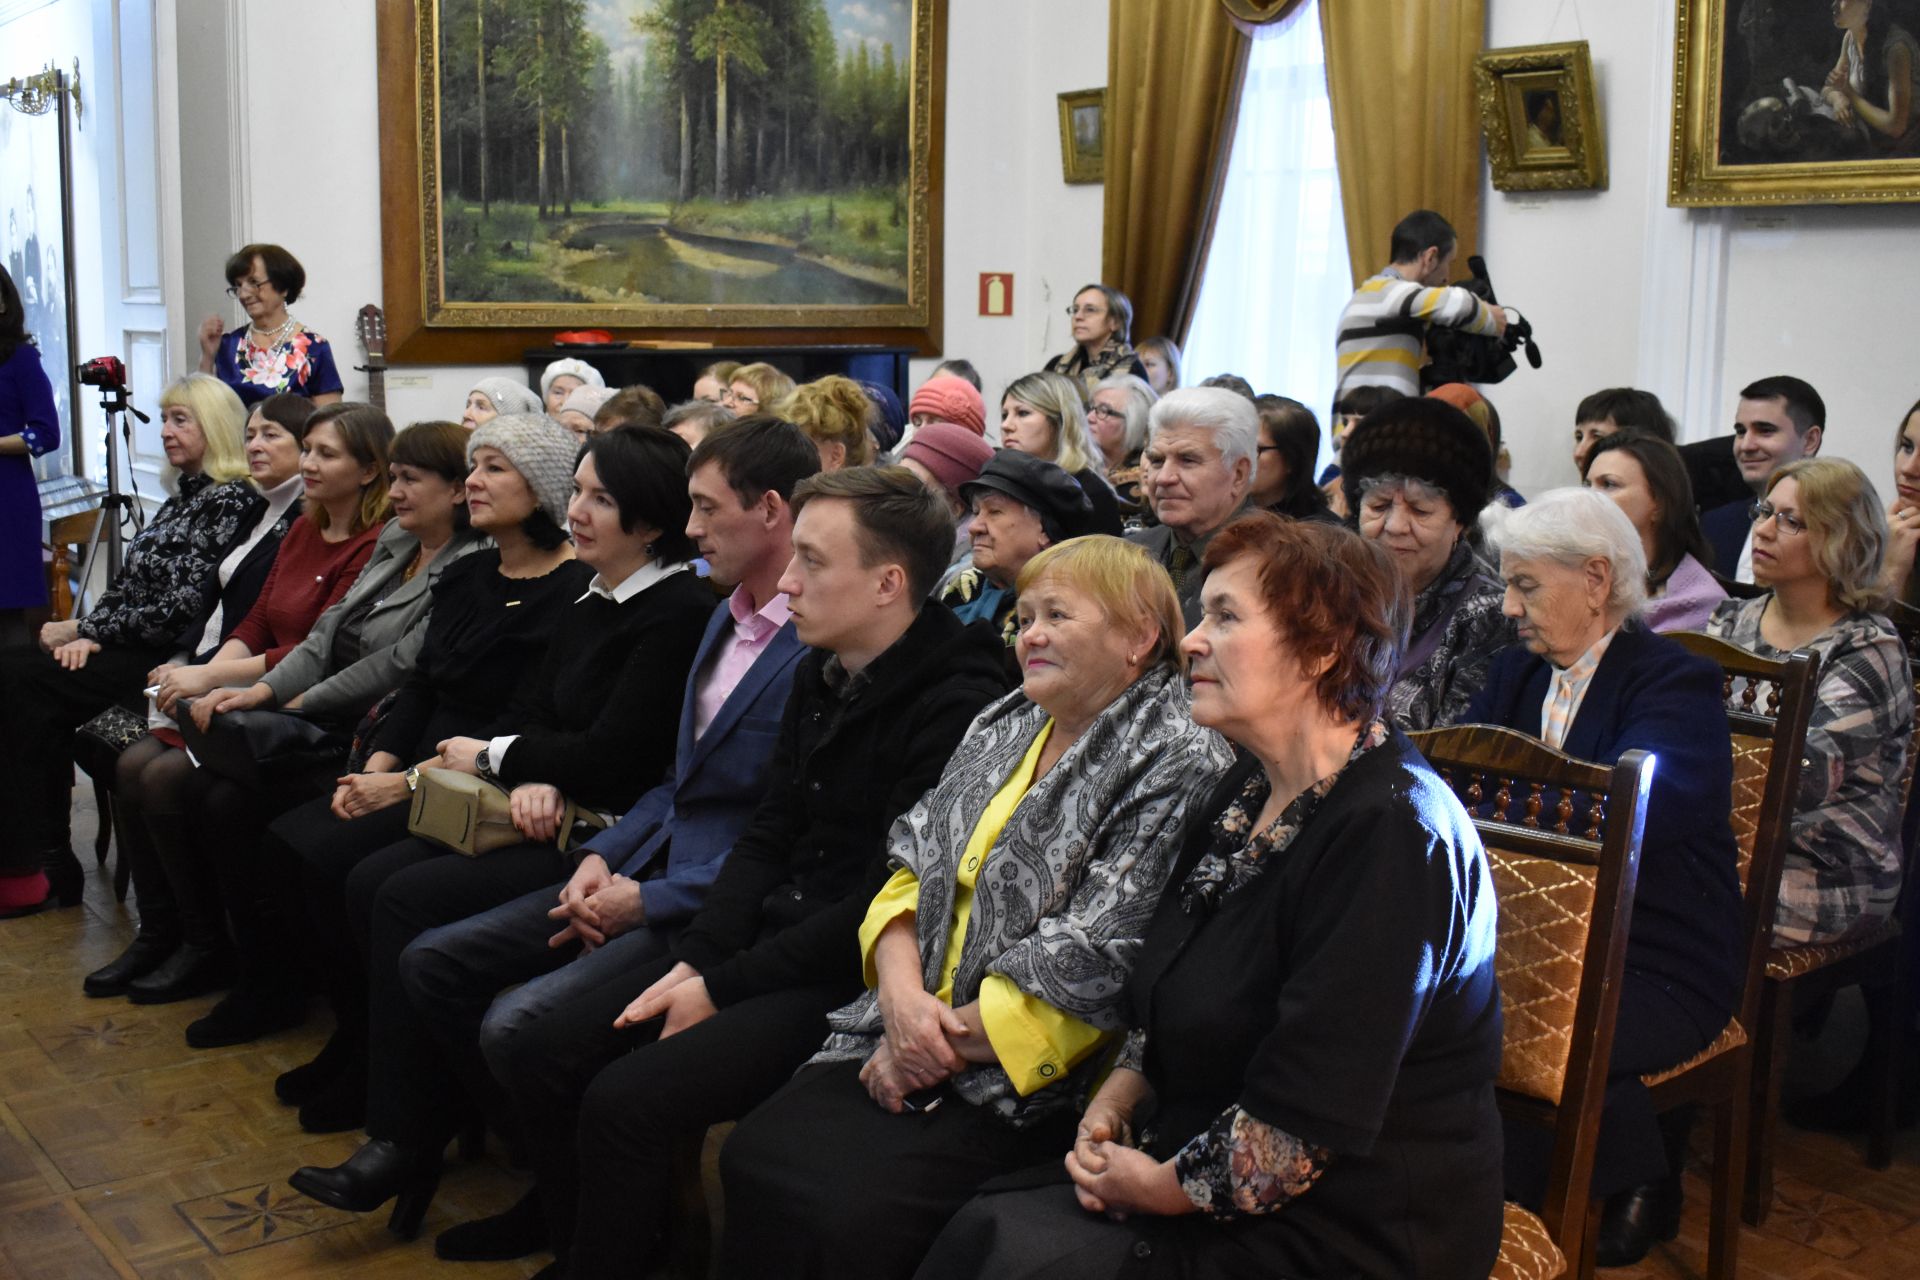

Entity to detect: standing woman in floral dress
[197,244,344,407]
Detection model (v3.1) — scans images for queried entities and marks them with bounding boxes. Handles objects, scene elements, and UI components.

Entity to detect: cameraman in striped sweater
[1334,210,1506,400]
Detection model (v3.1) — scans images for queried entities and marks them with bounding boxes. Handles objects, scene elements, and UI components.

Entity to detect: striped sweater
[1334,267,1502,398]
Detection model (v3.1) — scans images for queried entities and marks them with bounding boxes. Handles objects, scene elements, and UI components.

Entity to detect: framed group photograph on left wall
[377,0,949,364]
[0,66,82,478]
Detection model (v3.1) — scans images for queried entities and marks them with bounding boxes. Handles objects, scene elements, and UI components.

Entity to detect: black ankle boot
[276,1025,359,1105]
[186,987,306,1048]
[435,1187,549,1261]
[1594,1175,1682,1267]
[125,942,232,1005]
[83,933,180,997]
[289,1138,441,1239]
[43,847,85,907]
[297,1052,369,1133]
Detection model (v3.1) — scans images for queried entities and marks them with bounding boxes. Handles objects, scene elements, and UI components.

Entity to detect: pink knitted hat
[907,375,986,436]
[902,421,994,494]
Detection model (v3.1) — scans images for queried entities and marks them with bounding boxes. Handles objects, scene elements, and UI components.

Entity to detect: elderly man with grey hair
[1126,386,1257,626]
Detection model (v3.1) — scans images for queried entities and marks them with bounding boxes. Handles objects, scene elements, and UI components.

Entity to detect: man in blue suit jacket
[320,421,819,1251]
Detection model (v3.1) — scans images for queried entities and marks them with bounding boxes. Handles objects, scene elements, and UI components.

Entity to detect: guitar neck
[366,362,387,413]
[357,302,389,413]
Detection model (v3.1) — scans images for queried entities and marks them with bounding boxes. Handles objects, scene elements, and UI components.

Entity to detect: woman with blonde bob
[1000,371,1123,535]
[1708,457,1913,947]
[719,534,1234,1278]
[0,373,260,915]
[723,362,796,416]
[778,375,876,471]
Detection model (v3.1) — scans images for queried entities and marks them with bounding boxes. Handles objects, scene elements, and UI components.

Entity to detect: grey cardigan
[259,521,488,723]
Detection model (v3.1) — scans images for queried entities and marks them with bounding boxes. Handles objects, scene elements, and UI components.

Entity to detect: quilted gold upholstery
[1727,733,1768,889]
[1488,1202,1567,1280]
[1640,1018,1747,1087]
[1766,917,1902,980]
[1487,846,1597,1106]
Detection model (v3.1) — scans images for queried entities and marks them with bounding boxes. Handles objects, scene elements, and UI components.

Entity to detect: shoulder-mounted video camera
[1422,255,1542,389]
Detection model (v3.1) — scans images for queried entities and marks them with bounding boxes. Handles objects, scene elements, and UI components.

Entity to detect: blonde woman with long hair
[999,371,1122,534]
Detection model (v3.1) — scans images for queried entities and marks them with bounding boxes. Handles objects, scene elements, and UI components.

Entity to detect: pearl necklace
[248,315,297,348]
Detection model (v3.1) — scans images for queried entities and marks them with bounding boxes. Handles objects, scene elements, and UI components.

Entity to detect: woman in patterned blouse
[923,515,1505,1280]
[0,374,259,916]
[1708,457,1913,947]
[196,244,343,407]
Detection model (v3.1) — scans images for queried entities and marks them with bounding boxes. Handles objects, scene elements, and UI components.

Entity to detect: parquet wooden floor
[2,789,1919,1277]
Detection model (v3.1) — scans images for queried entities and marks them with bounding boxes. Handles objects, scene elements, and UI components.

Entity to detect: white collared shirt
[487,558,691,772]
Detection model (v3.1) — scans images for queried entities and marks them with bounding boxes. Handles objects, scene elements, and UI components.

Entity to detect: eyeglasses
[1749,501,1807,535]
[1086,403,1124,420]
[226,277,272,297]
[1065,304,1107,318]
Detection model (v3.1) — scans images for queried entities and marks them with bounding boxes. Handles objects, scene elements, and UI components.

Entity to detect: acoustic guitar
[355,303,388,412]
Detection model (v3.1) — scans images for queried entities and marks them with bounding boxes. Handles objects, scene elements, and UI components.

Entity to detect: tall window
[1183,0,1349,442]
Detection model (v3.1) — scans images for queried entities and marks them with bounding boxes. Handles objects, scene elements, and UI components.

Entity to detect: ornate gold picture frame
[1669,0,1920,206]
[376,0,947,364]
[1057,88,1105,185]
[1475,42,1607,193]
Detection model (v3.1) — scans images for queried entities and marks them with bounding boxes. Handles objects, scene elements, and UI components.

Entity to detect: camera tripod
[75,379,148,615]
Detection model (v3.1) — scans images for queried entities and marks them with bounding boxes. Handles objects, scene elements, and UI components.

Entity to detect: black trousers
[264,794,413,1020]
[0,641,164,872]
[359,837,573,1145]
[719,1060,1079,1280]
[495,953,849,1277]
[913,1183,1146,1280]
[1506,968,1722,1200]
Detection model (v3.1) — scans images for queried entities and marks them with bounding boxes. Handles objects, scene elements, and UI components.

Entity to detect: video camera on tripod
[73,353,149,604]
[1422,255,1542,390]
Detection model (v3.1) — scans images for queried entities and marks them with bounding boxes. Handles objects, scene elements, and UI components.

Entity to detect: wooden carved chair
[1738,617,1920,1221]
[1645,633,1815,1262]
[1411,726,1652,1280]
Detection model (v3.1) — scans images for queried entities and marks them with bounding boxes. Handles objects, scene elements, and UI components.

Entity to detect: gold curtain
[1103,0,1250,344]
[1322,0,1487,286]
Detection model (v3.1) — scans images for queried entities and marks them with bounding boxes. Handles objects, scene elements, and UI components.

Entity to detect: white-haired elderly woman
[1127,386,1257,628]
[999,371,1123,536]
[1465,487,1744,1267]
[1707,458,1912,949]
[1087,373,1157,523]
[1341,397,1513,730]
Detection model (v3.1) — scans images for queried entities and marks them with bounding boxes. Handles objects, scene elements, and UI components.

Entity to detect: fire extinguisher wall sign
[978,273,1013,317]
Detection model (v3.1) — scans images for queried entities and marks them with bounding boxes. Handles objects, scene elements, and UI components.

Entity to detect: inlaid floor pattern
[3,791,1920,1277]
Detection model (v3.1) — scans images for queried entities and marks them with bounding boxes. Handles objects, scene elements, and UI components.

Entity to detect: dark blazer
[184,492,297,661]
[1464,626,1743,1030]
[1700,498,1750,579]
[673,604,1010,1007]
[585,601,808,928]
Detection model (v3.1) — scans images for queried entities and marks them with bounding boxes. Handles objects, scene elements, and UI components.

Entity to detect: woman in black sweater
[254,428,714,1138]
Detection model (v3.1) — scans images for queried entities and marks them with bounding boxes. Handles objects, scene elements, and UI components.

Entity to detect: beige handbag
[406,768,607,857]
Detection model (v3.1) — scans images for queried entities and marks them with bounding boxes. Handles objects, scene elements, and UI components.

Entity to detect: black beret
[961,449,1097,542]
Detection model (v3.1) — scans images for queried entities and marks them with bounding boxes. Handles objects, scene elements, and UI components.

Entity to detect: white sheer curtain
[1183,1,1349,454]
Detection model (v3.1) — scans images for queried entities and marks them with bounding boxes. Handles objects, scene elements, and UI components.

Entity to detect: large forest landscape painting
[399,0,939,342]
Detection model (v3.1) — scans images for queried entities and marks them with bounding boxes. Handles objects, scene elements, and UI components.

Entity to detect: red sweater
[227,515,384,668]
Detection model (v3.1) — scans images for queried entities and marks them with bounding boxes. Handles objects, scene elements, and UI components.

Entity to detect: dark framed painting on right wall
[1671,0,1920,205]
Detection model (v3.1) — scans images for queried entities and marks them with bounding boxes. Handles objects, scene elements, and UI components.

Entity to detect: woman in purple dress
[0,265,61,623]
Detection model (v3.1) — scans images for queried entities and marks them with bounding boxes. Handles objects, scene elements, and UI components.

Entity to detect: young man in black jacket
[394,466,1006,1275]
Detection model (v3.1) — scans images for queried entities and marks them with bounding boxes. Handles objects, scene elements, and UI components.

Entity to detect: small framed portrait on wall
[1475,41,1609,193]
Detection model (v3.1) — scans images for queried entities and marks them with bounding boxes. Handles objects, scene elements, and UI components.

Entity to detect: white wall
[184,0,1108,430]
[1481,0,1920,503]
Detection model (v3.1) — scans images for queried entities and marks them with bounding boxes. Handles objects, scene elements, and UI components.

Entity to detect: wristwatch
[475,745,495,781]
[405,765,421,794]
